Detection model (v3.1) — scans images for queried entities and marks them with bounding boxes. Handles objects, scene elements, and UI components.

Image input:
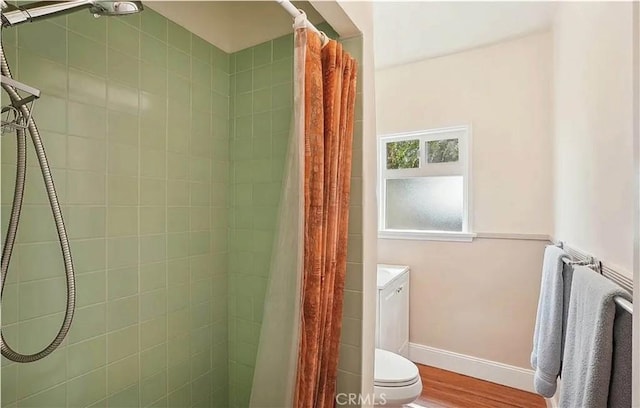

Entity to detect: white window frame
[378,125,475,242]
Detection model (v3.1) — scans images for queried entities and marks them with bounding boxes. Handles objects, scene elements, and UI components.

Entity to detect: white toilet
[374,348,422,406]
[374,265,422,406]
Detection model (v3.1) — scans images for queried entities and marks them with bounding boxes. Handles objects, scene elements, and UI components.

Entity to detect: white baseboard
[408,342,536,394]
[545,393,560,408]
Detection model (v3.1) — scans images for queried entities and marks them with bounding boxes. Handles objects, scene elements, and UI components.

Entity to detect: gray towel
[608,302,632,408]
[531,245,570,397]
[559,266,632,408]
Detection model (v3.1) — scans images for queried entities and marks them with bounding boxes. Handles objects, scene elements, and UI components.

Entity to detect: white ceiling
[373,1,557,69]
[148,1,325,53]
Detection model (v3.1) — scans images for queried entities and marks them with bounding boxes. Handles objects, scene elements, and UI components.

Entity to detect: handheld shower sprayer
[0,0,143,363]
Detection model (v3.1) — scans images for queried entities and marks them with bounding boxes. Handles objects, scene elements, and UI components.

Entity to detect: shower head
[1,1,143,28]
[90,1,143,16]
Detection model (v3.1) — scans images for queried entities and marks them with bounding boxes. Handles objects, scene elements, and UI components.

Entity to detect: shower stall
[0,2,366,407]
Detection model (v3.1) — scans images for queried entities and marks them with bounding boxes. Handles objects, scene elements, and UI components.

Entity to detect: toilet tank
[376,264,410,357]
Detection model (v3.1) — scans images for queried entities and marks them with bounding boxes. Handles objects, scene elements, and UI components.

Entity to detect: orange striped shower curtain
[294,29,358,408]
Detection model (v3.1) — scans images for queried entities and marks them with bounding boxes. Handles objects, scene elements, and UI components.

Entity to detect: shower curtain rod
[276,0,329,44]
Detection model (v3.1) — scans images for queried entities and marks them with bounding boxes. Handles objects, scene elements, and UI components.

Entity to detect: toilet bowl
[374,348,422,407]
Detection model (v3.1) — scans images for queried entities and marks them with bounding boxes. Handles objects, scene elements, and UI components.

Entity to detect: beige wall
[377,31,553,235]
[375,32,554,370]
[553,2,635,278]
[378,238,546,368]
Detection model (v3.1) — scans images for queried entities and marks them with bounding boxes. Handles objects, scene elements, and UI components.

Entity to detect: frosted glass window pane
[426,138,459,163]
[386,140,419,169]
[385,176,463,231]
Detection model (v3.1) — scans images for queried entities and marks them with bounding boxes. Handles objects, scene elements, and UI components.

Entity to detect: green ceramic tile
[107,206,137,237]
[108,18,140,57]
[235,116,252,139]
[69,32,107,76]
[168,21,190,53]
[140,262,167,292]
[167,153,188,180]
[191,35,210,62]
[272,34,293,61]
[67,136,106,172]
[141,149,166,179]
[140,315,167,350]
[140,343,167,379]
[70,239,106,273]
[18,242,63,282]
[253,41,272,67]
[141,33,167,66]
[167,308,190,340]
[107,354,139,394]
[192,86,212,115]
[140,178,166,206]
[2,363,17,405]
[192,58,211,87]
[18,50,67,98]
[68,100,107,138]
[235,70,252,94]
[252,88,272,113]
[108,143,138,176]
[212,46,229,73]
[67,368,107,408]
[168,47,190,78]
[140,234,167,264]
[140,287,167,322]
[68,12,106,43]
[19,383,66,408]
[107,324,138,363]
[141,8,167,41]
[76,270,106,307]
[167,283,188,313]
[271,58,292,85]
[141,62,168,96]
[212,69,229,94]
[107,175,138,206]
[141,370,167,407]
[65,205,106,239]
[68,303,107,344]
[107,266,138,300]
[140,206,166,235]
[107,295,138,331]
[33,95,67,134]
[107,384,139,408]
[67,336,107,378]
[106,81,139,112]
[68,68,107,107]
[17,21,66,64]
[17,342,66,399]
[235,48,252,72]
[108,110,139,146]
[271,82,292,109]
[108,48,140,88]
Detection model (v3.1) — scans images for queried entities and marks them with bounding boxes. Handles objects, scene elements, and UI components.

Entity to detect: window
[378,126,473,241]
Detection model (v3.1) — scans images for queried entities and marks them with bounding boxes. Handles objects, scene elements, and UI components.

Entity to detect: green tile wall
[1,9,362,408]
[227,34,294,408]
[227,26,363,408]
[0,8,230,408]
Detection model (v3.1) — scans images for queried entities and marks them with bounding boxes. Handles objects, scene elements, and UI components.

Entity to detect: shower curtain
[250,14,358,408]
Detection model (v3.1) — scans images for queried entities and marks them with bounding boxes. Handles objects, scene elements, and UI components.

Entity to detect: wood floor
[409,364,546,408]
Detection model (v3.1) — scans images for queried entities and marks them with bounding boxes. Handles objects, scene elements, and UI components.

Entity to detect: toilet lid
[374,348,420,387]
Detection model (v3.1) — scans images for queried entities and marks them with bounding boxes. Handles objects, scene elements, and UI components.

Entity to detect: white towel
[559,266,632,408]
[531,245,570,397]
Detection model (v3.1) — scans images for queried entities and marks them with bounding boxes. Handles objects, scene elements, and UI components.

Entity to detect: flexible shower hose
[0,41,76,363]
